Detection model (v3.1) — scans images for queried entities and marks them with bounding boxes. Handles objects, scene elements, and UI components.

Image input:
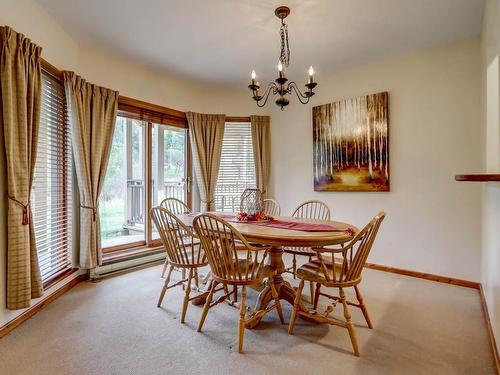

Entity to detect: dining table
[177,212,358,328]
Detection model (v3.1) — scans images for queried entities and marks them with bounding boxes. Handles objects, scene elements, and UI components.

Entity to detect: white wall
[0,0,489,335]
[0,0,264,327]
[269,39,483,281]
[481,0,500,355]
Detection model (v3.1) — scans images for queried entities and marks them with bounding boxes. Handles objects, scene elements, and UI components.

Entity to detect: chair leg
[157,265,174,307]
[161,259,169,278]
[197,280,217,332]
[181,269,193,323]
[181,268,186,290]
[313,282,321,310]
[194,268,199,289]
[269,279,285,324]
[233,286,238,303]
[288,280,304,334]
[238,286,247,353]
[354,285,373,329]
[292,254,297,279]
[309,281,315,304]
[340,287,360,357]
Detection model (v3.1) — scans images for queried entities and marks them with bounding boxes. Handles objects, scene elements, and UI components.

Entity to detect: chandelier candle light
[248,6,317,110]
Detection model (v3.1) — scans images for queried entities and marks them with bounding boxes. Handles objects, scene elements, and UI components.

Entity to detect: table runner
[185,212,353,233]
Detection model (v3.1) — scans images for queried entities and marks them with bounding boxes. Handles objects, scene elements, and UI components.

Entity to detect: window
[152,123,188,240]
[32,70,72,283]
[99,99,190,252]
[215,122,256,211]
[99,116,147,248]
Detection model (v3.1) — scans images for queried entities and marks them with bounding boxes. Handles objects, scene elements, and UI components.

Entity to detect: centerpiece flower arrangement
[237,188,272,222]
[237,211,271,222]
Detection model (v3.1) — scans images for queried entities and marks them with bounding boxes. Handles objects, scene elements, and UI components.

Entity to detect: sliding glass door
[100,116,146,249]
[151,123,189,240]
[100,113,190,252]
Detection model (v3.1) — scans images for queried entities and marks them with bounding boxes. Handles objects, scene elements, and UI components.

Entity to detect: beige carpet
[0,261,496,375]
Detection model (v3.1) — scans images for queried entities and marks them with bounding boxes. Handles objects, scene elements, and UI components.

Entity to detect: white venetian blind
[32,70,73,283]
[215,122,256,212]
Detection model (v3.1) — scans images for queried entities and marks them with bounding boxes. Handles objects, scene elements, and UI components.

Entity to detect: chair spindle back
[263,198,281,217]
[151,207,205,267]
[160,197,191,215]
[320,212,385,284]
[193,214,269,284]
[292,200,331,221]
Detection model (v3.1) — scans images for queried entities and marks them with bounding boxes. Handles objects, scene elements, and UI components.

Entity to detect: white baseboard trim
[91,253,166,279]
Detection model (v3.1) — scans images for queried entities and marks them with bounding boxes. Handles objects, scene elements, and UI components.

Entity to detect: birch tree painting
[313,92,389,192]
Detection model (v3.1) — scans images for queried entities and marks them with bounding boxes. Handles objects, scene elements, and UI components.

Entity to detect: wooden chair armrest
[314,246,347,254]
[234,242,270,252]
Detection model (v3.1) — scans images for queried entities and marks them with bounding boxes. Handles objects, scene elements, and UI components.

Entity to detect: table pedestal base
[246,246,319,329]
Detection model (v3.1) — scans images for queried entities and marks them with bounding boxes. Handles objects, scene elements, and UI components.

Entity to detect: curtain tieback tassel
[80,204,97,221]
[7,195,30,225]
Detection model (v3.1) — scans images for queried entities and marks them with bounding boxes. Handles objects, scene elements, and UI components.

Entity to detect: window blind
[215,122,256,212]
[32,70,72,283]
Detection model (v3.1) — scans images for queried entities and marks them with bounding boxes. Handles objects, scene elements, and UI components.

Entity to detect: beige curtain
[250,115,271,195]
[64,71,118,269]
[186,112,225,211]
[0,26,43,309]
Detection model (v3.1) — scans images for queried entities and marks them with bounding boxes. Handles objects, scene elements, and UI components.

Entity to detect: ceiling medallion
[248,6,317,110]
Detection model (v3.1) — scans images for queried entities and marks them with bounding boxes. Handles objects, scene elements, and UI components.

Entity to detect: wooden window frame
[102,97,193,253]
[39,59,252,258]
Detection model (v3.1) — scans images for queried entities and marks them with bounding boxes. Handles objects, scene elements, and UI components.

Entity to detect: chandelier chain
[279,21,290,67]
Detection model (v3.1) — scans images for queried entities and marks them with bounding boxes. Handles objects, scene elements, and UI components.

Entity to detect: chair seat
[296,258,359,286]
[169,244,208,268]
[214,263,274,286]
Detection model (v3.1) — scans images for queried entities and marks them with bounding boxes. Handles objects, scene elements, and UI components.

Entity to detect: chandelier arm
[288,82,311,104]
[255,82,278,107]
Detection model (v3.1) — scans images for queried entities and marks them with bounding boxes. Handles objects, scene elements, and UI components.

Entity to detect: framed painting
[313,91,389,192]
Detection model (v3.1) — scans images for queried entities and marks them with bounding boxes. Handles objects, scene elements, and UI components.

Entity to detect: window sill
[102,245,165,265]
[43,267,79,290]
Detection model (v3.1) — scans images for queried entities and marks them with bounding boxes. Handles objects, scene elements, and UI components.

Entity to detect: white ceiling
[36,0,484,87]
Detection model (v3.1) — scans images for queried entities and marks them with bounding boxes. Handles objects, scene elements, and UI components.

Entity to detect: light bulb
[251,70,256,80]
[309,66,314,76]
[278,60,283,72]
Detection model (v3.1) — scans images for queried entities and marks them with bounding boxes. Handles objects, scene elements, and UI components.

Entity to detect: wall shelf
[455,174,500,182]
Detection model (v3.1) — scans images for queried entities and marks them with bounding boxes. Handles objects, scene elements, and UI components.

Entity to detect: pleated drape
[250,115,271,195]
[64,71,118,269]
[186,112,225,212]
[0,26,43,309]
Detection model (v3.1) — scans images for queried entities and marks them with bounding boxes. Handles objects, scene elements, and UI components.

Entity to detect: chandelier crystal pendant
[248,6,317,110]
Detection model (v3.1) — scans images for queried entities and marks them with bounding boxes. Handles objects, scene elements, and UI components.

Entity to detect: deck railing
[127,179,144,225]
[214,181,255,212]
[126,180,185,226]
[126,180,253,225]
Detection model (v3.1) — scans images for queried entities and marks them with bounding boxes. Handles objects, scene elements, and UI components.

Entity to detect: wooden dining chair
[151,207,208,323]
[263,198,281,217]
[159,198,193,278]
[284,200,331,302]
[193,213,285,353]
[160,197,191,215]
[288,212,386,357]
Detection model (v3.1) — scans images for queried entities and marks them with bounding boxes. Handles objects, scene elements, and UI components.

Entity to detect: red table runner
[185,212,354,233]
[256,219,349,232]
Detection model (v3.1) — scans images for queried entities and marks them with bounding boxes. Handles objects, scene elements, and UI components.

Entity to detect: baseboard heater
[90,251,166,279]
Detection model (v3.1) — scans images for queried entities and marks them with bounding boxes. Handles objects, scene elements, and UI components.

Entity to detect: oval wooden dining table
[176,212,358,329]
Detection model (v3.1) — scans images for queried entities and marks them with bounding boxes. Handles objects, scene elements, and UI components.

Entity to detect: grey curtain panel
[64,71,118,269]
[0,26,43,309]
[250,115,271,195]
[186,112,225,212]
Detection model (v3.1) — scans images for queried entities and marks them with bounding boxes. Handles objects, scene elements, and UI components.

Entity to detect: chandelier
[248,6,317,110]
